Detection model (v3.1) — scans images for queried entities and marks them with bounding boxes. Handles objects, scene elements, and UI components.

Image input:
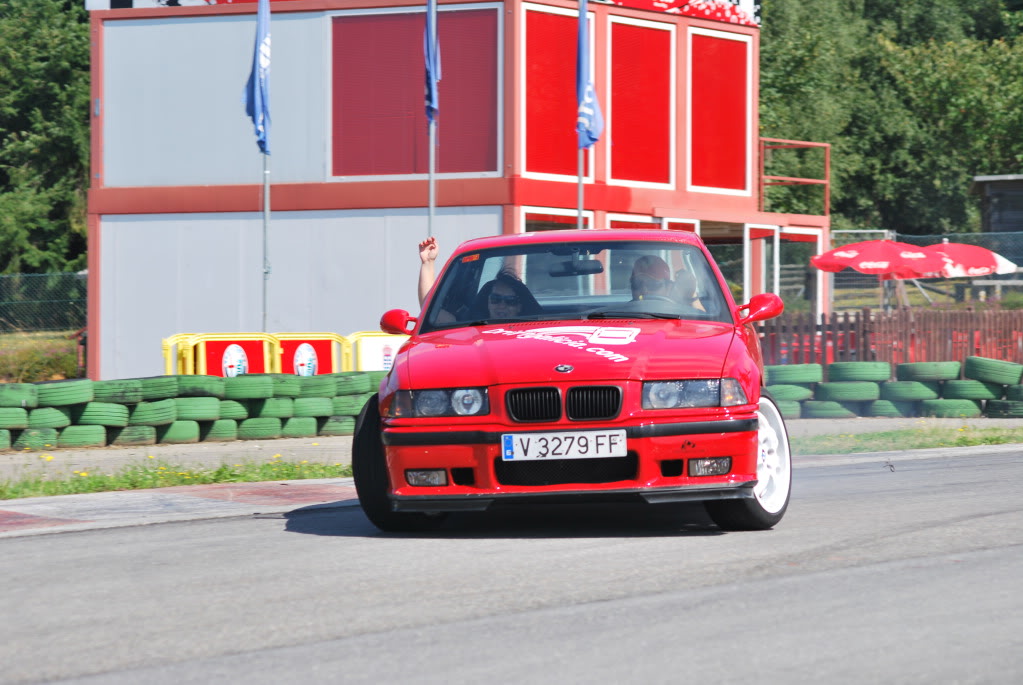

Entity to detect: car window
[422,240,731,331]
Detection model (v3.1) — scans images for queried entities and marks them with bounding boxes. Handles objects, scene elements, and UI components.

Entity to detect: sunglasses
[489,293,520,306]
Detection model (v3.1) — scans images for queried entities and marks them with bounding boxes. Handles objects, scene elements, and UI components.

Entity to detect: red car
[353,229,791,532]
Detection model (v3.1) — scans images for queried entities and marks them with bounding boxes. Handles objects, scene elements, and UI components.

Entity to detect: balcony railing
[759,138,831,217]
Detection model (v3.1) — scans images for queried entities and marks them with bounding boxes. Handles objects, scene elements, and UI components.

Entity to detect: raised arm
[418,236,439,307]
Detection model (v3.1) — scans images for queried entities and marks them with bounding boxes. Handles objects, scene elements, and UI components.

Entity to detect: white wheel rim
[754,398,792,514]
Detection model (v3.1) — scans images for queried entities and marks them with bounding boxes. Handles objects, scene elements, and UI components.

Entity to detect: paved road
[1,449,1020,683]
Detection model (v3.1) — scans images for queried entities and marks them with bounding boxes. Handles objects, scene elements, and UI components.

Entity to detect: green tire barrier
[895,361,962,382]
[366,370,388,387]
[764,364,823,384]
[776,400,801,420]
[919,399,982,418]
[199,419,238,442]
[12,428,58,450]
[91,379,144,404]
[293,397,334,418]
[941,380,1003,401]
[128,399,177,426]
[219,400,249,420]
[0,383,38,408]
[173,397,221,421]
[880,381,940,402]
[0,429,10,450]
[865,400,916,418]
[224,375,274,400]
[826,362,891,382]
[71,402,130,427]
[963,356,1023,385]
[156,420,200,444]
[318,415,356,436]
[1006,385,1023,401]
[984,399,1023,418]
[35,379,94,407]
[0,408,29,430]
[137,375,180,400]
[238,417,282,440]
[58,425,107,449]
[800,400,858,419]
[332,394,372,416]
[176,375,227,398]
[247,397,294,419]
[106,425,157,446]
[28,407,72,429]
[298,375,337,398]
[334,372,372,396]
[764,384,813,402]
[813,381,880,402]
[281,416,319,438]
[266,374,301,398]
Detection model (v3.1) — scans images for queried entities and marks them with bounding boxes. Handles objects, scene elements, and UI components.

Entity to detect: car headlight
[642,379,747,409]
[391,388,490,417]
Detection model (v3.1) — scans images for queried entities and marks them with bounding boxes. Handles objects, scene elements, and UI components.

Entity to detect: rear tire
[705,393,792,531]
[352,396,447,533]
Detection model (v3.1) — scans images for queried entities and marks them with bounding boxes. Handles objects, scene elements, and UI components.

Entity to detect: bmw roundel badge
[555,364,574,373]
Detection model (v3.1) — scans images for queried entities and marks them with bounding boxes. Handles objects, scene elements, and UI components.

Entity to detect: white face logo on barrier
[222,344,249,377]
[294,343,318,376]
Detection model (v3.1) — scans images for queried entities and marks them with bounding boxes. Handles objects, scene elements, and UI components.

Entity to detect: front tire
[351,396,447,533]
[705,393,792,531]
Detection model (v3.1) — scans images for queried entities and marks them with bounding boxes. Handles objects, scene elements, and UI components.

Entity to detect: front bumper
[382,417,760,513]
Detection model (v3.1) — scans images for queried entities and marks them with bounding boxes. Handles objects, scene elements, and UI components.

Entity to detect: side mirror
[380,309,417,335]
[737,293,784,326]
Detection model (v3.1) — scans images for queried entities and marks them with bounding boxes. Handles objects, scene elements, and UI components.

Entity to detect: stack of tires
[0,371,383,452]
[765,355,1023,419]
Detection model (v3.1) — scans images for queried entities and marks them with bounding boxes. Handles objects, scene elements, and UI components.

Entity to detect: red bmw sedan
[353,229,791,532]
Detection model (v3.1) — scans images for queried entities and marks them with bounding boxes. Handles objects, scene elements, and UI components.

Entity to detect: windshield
[421,239,732,333]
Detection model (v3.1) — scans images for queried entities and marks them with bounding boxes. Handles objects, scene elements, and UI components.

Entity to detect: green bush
[0,332,80,383]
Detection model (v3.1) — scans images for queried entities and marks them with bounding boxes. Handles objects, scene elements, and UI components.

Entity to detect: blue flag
[576,0,603,149]
[424,0,441,125]
[244,0,271,154]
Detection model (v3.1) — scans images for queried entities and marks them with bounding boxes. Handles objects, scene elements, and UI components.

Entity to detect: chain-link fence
[0,273,87,333]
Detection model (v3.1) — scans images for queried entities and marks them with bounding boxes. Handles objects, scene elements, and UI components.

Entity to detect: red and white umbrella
[810,240,946,280]
[921,242,1018,278]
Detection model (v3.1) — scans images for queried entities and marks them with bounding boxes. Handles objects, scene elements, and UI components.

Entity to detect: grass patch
[791,425,1023,456]
[0,456,353,500]
[0,331,80,383]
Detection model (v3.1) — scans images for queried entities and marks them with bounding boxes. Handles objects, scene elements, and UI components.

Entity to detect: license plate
[501,430,627,461]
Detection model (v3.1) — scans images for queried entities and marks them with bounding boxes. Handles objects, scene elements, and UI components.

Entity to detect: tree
[0,0,90,274]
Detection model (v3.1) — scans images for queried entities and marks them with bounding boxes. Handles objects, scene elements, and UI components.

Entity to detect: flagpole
[425,0,440,239]
[577,148,584,230]
[575,0,603,230]
[429,121,436,238]
[262,154,271,332]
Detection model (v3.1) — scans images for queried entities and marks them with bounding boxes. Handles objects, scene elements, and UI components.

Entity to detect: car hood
[397,320,740,387]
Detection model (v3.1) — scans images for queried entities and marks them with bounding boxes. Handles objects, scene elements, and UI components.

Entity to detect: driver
[630,255,673,301]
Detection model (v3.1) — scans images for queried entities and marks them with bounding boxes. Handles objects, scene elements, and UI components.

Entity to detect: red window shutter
[611,22,671,184]
[690,33,748,191]
[332,10,498,176]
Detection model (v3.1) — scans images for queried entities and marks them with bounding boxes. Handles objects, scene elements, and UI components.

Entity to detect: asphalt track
[1,416,1021,538]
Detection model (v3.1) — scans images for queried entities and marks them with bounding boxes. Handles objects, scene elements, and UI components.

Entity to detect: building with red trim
[86,0,829,379]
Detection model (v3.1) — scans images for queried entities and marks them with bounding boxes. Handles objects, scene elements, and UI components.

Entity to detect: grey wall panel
[98,207,500,379]
[102,14,328,187]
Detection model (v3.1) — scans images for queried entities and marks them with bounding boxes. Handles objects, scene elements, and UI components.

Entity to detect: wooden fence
[756,308,1023,366]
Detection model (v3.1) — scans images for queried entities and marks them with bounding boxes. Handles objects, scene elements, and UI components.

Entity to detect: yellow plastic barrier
[162,333,198,375]
[186,333,281,376]
[273,332,348,375]
[345,331,409,372]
